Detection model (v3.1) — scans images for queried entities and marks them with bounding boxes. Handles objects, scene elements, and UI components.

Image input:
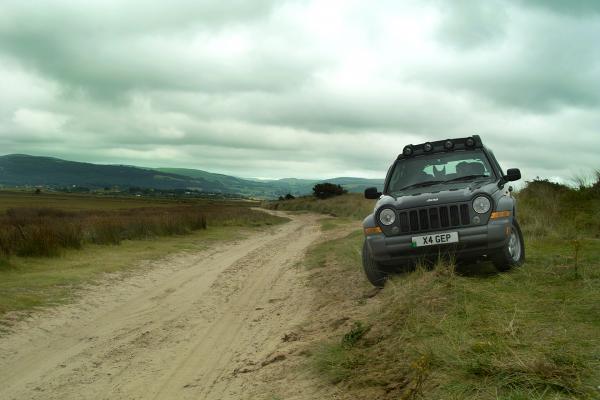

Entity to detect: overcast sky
[1,0,599,181]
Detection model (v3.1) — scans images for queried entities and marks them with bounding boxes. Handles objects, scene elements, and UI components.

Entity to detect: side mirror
[364,187,382,199]
[504,168,521,182]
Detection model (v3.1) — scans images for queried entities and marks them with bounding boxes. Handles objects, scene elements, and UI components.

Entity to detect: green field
[282,180,600,399]
[0,191,288,323]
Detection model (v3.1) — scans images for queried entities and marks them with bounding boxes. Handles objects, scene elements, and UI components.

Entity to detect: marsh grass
[0,202,285,259]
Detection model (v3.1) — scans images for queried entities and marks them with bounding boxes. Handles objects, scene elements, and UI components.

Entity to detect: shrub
[313,183,347,199]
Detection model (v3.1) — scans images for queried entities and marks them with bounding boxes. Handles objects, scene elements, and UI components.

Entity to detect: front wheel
[362,240,388,287]
[491,219,525,271]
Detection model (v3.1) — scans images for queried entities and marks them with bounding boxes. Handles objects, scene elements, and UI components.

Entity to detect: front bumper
[365,219,511,266]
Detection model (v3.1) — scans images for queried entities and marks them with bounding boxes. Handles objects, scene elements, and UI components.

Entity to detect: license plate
[411,232,459,248]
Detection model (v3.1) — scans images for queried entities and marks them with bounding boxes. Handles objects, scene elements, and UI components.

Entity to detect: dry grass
[0,191,287,259]
[516,178,600,240]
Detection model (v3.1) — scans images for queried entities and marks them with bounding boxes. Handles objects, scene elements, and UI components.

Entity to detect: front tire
[362,240,388,287]
[492,219,525,271]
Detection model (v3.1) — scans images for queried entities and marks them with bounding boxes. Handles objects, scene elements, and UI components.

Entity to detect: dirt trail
[0,211,328,400]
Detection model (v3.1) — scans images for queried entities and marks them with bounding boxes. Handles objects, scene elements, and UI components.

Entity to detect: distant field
[0,190,241,212]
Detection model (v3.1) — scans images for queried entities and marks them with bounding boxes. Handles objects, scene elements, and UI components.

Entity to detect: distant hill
[157,168,384,198]
[0,154,223,192]
[0,154,384,198]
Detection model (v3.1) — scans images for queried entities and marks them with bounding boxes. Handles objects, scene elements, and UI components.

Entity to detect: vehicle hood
[376,181,498,210]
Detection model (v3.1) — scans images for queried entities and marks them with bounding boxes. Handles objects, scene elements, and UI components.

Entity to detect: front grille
[398,203,471,234]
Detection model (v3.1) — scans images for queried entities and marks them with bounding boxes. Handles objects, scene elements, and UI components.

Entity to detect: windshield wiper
[444,174,490,183]
[396,180,446,192]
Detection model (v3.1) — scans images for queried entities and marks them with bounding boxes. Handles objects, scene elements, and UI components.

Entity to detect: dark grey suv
[362,135,524,287]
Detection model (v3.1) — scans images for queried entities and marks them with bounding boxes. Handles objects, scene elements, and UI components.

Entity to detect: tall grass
[517,177,600,240]
[0,204,284,259]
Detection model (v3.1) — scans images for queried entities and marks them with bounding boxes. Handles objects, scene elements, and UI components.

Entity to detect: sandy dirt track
[0,211,328,400]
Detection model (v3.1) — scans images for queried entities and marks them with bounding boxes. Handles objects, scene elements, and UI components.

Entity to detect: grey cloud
[0,0,598,181]
[0,0,312,100]
[515,0,600,16]
[423,6,600,112]
[434,0,508,49]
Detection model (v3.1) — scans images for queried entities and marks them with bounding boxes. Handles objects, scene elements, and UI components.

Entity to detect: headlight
[379,208,396,225]
[473,196,491,214]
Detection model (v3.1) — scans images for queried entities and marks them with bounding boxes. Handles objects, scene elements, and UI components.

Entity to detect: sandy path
[0,211,324,400]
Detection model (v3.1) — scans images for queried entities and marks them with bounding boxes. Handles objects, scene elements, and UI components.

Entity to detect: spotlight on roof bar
[444,139,454,150]
[423,142,433,152]
[403,145,414,156]
[466,137,475,147]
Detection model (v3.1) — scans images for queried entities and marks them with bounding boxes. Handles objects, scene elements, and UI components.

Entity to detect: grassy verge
[309,233,599,399]
[294,181,600,399]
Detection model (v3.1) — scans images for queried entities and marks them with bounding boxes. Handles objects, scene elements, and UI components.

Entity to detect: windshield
[387,150,495,194]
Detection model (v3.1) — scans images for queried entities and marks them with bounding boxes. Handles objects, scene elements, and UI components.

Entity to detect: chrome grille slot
[409,210,419,231]
[460,204,470,225]
[450,205,460,226]
[399,212,410,233]
[440,207,449,228]
[429,208,439,229]
[419,209,429,230]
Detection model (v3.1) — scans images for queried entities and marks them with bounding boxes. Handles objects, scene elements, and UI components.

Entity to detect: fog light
[444,140,454,150]
[424,142,433,152]
[473,215,480,224]
[403,145,413,156]
[466,137,475,147]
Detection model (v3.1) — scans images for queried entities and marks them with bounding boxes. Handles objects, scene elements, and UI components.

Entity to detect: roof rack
[397,135,482,159]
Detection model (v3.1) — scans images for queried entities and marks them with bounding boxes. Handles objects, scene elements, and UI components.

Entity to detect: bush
[313,183,347,199]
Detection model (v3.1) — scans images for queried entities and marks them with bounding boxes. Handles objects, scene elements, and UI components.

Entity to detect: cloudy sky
[1,0,599,181]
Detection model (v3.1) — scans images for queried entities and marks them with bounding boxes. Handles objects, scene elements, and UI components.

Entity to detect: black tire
[362,240,388,287]
[491,219,525,272]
